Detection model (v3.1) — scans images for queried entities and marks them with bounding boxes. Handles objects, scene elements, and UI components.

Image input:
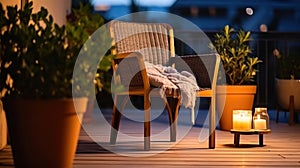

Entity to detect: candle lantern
[253,108,269,130]
[232,110,252,130]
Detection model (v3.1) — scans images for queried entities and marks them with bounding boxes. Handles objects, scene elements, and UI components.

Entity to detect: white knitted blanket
[144,61,199,110]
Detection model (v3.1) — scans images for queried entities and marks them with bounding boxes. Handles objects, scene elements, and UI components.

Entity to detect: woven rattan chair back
[110,20,175,65]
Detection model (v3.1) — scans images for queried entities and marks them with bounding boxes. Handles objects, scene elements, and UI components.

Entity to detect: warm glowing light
[253,108,268,130]
[233,110,252,130]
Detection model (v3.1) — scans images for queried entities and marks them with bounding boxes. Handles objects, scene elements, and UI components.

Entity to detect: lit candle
[232,110,252,130]
[254,114,267,130]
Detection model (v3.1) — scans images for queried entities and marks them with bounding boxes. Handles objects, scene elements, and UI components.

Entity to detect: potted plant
[0,2,112,167]
[210,25,262,131]
[273,48,300,118]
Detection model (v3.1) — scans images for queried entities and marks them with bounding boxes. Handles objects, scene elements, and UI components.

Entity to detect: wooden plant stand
[230,129,271,147]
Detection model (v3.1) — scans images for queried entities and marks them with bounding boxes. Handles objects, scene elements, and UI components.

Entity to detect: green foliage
[273,48,300,79]
[0,2,70,98]
[66,2,114,94]
[0,2,113,99]
[66,2,105,55]
[210,25,262,85]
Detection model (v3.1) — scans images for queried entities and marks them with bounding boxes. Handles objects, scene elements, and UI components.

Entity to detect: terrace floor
[1,108,300,167]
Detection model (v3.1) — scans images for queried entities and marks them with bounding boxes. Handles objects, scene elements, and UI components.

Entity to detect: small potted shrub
[273,48,300,113]
[0,2,112,167]
[210,25,262,131]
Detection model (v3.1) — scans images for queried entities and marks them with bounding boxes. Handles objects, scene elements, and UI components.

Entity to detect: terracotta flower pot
[217,85,257,131]
[3,97,88,168]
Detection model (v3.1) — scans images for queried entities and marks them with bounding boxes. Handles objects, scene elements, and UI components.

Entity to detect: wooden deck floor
[1,109,300,167]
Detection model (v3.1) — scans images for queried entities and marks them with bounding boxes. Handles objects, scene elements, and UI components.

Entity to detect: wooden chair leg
[110,97,122,144]
[171,98,180,142]
[110,95,128,144]
[144,94,151,151]
[166,97,180,142]
[209,97,215,149]
[209,130,215,149]
[144,120,150,151]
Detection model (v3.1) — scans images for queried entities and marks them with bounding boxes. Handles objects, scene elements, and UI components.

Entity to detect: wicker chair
[109,20,219,150]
